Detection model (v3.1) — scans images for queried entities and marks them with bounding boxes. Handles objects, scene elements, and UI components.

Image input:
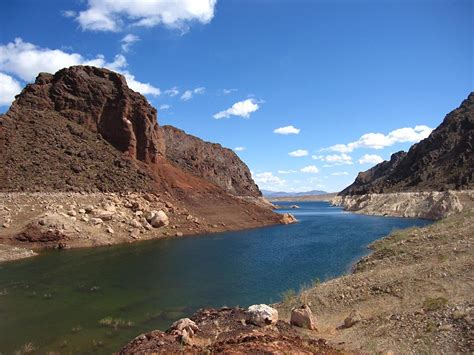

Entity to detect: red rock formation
[9,66,164,163]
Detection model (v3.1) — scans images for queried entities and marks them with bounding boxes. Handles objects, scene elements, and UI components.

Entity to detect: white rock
[150,210,169,228]
[246,304,278,326]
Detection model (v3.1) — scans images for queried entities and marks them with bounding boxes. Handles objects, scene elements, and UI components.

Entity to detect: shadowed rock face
[9,66,164,163]
[341,93,474,195]
[162,125,261,197]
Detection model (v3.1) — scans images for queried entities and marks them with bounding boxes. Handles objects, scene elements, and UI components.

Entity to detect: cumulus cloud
[121,34,140,52]
[0,38,160,96]
[331,172,349,176]
[159,104,171,110]
[213,99,260,119]
[328,126,433,153]
[300,165,319,174]
[181,87,205,101]
[234,146,245,151]
[312,153,353,165]
[164,87,179,97]
[288,149,308,157]
[0,72,22,106]
[72,0,217,32]
[359,154,384,165]
[252,171,286,190]
[273,125,300,135]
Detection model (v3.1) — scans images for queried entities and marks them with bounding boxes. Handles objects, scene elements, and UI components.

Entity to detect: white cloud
[359,154,384,165]
[288,149,308,157]
[0,38,160,96]
[121,34,140,52]
[252,171,286,190]
[234,146,245,151]
[164,87,179,97]
[328,125,433,153]
[312,153,353,165]
[159,104,171,110]
[213,98,260,119]
[73,0,217,32]
[222,88,237,95]
[181,87,205,101]
[0,72,22,106]
[277,170,298,174]
[273,125,300,135]
[331,172,349,176]
[62,10,77,18]
[300,165,319,174]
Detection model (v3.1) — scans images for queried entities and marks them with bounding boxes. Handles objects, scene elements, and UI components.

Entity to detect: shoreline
[0,191,295,263]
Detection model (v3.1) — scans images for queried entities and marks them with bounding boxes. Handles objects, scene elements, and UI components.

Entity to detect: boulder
[246,304,278,327]
[280,213,297,224]
[150,210,169,228]
[168,318,199,338]
[290,305,317,330]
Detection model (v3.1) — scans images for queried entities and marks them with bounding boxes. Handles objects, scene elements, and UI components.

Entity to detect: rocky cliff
[341,93,474,195]
[162,125,261,197]
[0,66,288,259]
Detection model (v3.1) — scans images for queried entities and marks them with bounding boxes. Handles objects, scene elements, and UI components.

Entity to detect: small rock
[168,318,200,338]
[106,227,114,234]
[246,304,278,327]
[67,210,77,217]
[176,232,184,237]
[90,218,103,225]
[343,309,362,328]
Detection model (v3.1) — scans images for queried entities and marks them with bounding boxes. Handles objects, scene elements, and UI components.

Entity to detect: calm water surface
[0,202,431,353]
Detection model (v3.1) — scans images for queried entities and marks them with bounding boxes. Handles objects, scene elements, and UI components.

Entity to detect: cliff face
[1,66,263,198]
[162,125,261,197]
[8,66,164,163]
[341,93,474,195]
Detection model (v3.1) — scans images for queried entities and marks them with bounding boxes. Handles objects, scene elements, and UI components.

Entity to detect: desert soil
[276,210,474,354]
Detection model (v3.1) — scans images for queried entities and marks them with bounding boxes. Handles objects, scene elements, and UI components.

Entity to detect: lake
[0,202,431,353]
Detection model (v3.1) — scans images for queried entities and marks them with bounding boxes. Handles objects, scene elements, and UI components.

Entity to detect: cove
[0,202,431,353]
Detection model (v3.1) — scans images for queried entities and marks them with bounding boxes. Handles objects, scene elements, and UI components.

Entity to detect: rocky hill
[340,93,474,195]
[0,66,291,260]
[162,125,261,197]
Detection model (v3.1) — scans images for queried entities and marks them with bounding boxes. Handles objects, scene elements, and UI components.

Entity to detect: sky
[0,0,472,192]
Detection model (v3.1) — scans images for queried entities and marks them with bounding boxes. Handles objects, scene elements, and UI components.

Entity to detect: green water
[0,202,431,353]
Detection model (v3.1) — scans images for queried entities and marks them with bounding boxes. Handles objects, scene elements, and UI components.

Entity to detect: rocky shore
[331,190,474,220]
[0,192,295,263]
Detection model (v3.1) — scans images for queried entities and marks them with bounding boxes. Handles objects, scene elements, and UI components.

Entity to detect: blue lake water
[0,201,431,353]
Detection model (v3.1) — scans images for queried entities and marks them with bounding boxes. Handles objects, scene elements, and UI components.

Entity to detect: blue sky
[0,0,472,192]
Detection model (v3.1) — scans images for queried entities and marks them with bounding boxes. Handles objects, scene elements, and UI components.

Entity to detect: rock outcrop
[120,306,337,354]
[162,125,261,197]
[332,190,473,220]
[341,93,474,196]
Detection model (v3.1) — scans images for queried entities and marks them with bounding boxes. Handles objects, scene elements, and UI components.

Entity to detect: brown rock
[290,305,318,330]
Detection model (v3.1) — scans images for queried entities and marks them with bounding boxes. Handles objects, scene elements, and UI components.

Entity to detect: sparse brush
[14,342,36,354]
[423,297,448,311]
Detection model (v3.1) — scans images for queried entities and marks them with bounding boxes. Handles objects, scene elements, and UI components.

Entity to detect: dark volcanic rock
[162,125,261,197]
[341,93,474,195]
[9,66,164,163]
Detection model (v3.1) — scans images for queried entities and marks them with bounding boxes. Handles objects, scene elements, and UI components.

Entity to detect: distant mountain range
[261,190,328,198]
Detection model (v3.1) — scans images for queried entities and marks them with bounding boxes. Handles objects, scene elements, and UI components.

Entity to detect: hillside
[340,93,473,196]
[0,66,291,261]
